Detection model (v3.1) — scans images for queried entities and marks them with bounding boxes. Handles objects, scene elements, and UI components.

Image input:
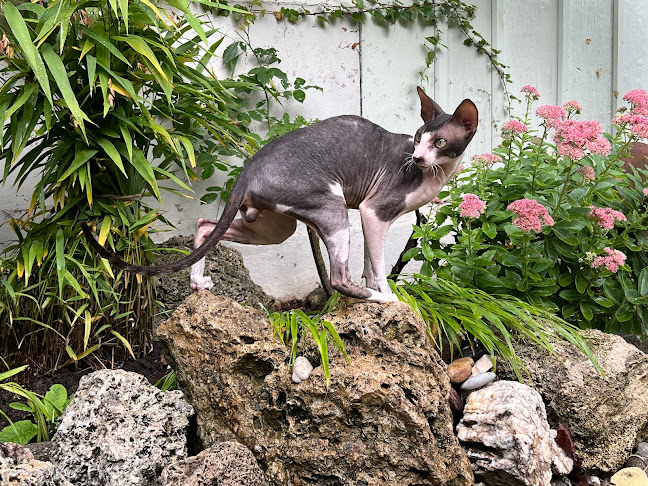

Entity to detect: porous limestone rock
[498,330,648,473]
[456,380,573,486]
[50,369,194,486]
[160,441,266,486]
[156,292,473,486]
[155,236,273,314]
[0,442,71,486]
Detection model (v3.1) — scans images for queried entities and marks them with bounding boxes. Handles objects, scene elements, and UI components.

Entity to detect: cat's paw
[366,289,399,303]
[191,276,214,291]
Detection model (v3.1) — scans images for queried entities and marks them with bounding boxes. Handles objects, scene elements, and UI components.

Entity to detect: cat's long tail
[81,183,246,276]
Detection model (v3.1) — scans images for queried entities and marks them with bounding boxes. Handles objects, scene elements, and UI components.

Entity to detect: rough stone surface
[155,236,273,315]
[499,330,648,473]
[457,381,573,486]
[447,357,473,384]
[156,292,473,486]
[51,369,194,486]
[0,442,72,486]
[160,441,266,486]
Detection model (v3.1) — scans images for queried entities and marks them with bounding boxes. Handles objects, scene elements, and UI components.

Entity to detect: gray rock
[499,330,648,473]
[460,371,497,391]
[457,381,573,486]
[50,369,194,486]
[154,236,273,317]
[160,441,266,486]
[0,442,72,486]
[24,441,57,462]
[156,292,473,486]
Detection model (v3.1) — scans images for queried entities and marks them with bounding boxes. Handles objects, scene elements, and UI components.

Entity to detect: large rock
[155,236,273,312]
[0,442,71,486]
[499,330,648,473]
[156,292,473,486]
[160,441,267,486]
[456,380,573,486]
[50,369,194,486]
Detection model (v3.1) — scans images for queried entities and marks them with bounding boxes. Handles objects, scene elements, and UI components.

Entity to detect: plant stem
[553,158,576,215]
[530,126,547,193]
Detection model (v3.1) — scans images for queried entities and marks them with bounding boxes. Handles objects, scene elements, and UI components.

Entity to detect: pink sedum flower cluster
[623,89,648,116]
[577,165,596,183]
[501,120,529,140]
[507,199,554,233]
[644,188,648,196]
[458,194,486,219]
[588,206,627,230]
[553,120,611,159]
[613,113,648,139]
[592,247,627,273]
[563,100,582,113]
[521,85,540,100]
[536,104,567,128]
[471,152,502,168]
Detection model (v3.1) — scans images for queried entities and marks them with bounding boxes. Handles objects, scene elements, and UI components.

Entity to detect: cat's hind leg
[190,210,297,291]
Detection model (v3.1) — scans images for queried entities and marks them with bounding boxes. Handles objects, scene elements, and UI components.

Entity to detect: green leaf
[44,384,68,416]
[4,83,38,120]
[97,138,127,177]
[0,420,38,445]
[293,89,306,103]
[639,267,648,296]
[111,331,135,359]
[131,150,161,201]
[55,229,65,294]
[79,27,132,66]
[3,3,53,106]
[41,44,88,139]
[58,149,98,182]
[114,35,170,83]
[0,366,28,382]
[482,221,497,239]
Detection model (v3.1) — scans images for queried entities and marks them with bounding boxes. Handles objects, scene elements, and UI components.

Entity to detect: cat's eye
[414,132,422,143]
[435,138,447,148]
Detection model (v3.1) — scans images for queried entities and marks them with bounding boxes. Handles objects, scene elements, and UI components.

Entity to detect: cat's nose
[413,156,424,165]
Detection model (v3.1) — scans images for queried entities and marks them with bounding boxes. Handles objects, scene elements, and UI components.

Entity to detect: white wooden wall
[1,0,647,299]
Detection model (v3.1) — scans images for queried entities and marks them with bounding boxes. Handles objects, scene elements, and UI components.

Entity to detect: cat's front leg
[359,203,398,302]
[362,238,378,290]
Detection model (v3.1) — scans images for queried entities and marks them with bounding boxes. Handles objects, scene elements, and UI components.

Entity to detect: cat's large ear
[417,87,445,124]
[450,99,478,137]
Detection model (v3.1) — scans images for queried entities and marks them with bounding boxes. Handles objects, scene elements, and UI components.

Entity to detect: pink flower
[536,104,567,128]
[471,152,502,168]
[458,194,486,219]
[577,165,596,183]
[643,187,648,196]
[592,247,626,273]
[563,100,582,113]
[613,113,648,139]
[588,206,627,230]
[507,199,554,233]
[623,89,648,116]
[521,85,540,100]
[502,120,529,140]
[554,120,610,159]
[432,196,443,204]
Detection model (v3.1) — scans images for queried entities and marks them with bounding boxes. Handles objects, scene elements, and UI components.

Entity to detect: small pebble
[448,387,463,413]
[610,467,648,486]
[292,356,313,384]
[447,357,473,384]
[460,371,497,392]
[472,354,493,376]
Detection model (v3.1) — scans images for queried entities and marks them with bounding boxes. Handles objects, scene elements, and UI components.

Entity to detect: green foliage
[404,94,648,334]
[0,366,72,443]
[0,0,318,370]
[391,277,600,379]
[154,369,177,391]
[266,292,349,386]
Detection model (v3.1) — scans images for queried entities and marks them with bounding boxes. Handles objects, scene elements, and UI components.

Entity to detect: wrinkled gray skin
[83,88,478,302]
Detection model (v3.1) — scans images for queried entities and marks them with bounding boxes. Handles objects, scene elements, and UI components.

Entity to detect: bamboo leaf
[55,229,65,294]
[79,27,131,66]
[176,136,196,168]
[111,330,135,359]
[4,83,38,121]
[58,149,97,182]
[113,35,170,84]
[97,138,127,176]
[99,216,112,246]
[41,44,88,139]
[131,150,161,201]
[3,3,53,106]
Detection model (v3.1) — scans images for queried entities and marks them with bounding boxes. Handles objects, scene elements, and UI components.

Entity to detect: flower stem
[553,157,576,216]
[530,126,547,193]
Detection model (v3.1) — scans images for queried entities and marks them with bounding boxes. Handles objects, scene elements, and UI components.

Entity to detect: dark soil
[0,341,169,426]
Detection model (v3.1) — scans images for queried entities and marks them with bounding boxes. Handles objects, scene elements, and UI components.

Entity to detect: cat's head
[411,87,478,172]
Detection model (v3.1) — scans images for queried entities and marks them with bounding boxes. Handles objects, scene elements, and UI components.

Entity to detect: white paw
[191,276,214,291]
[366,289,399,303]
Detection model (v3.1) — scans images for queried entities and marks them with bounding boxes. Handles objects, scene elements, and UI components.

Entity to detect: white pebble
[291,356,313,384]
